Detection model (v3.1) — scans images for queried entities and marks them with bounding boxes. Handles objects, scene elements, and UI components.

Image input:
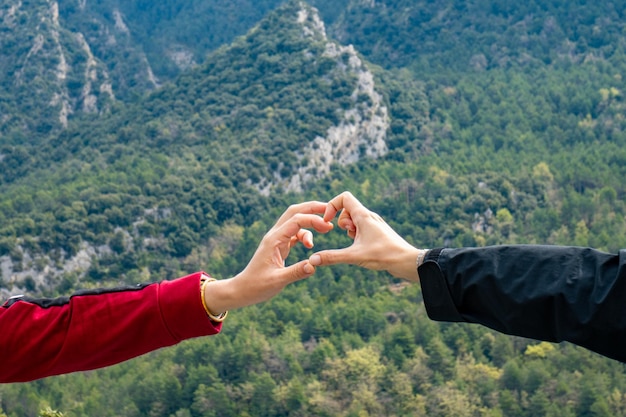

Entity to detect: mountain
[0,0,285,139]
[0,1,394,295]
[2,1,626,416]
[0,0,353,141]
[329,0,626,71]
[0,0,116,139]
[58,0,291,84]
[4,0,625,143]
[2,0,626,321]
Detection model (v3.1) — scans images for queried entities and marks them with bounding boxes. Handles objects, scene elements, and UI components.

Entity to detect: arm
[311,191,626,362]
[0,272,220,383]
[0,201,333,383]
[419,245,626,362]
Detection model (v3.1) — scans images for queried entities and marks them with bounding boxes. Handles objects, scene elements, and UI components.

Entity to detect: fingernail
[304,263,315,274]
[309,254,321,266]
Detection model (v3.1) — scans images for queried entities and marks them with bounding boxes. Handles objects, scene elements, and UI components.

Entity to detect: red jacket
[0,272,221,383]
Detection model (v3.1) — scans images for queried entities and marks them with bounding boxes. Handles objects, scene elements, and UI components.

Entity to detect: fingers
[258,194,374,279]
[272,202,331,249]
[337,212,356,233]
[323,191,365,222]
[296,229,314,248]
[309,248,357,267]
[275,213,333,245]
[280,260,317,284]
[276,201,327,228]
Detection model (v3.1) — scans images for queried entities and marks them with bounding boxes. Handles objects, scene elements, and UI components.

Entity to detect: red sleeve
[0,272,222,383]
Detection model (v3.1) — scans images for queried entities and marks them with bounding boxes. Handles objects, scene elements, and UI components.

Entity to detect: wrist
[390,246,422,282]
[201,276,235,319]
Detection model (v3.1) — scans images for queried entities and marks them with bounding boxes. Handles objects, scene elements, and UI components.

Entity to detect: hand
[203,201,333,313]
[308,191,423,282]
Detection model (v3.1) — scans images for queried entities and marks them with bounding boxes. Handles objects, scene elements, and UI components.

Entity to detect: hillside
[1,0,626,416]
[0,0,264,139]
[0,0,341,139]
[0,1,392,297]
[330,0,626,71]
[6,0,624,139]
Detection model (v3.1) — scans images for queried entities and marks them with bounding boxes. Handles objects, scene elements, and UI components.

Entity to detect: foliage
[330,0,626,71]
[0,1,363,286]
[1,0,626,416]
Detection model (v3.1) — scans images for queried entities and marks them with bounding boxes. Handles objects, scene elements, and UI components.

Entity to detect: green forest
[1,0,626,416]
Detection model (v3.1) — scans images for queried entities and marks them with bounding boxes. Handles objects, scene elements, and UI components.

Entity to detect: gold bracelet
[200,275,228,322]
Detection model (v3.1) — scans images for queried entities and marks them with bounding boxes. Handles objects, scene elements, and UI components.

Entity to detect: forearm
[0,272,221,383]
[418,245,626,362]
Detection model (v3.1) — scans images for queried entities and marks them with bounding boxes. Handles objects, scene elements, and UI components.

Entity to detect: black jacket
[418,245,626,362]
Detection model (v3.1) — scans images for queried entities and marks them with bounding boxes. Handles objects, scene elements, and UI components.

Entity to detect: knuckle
[292,213,309,223]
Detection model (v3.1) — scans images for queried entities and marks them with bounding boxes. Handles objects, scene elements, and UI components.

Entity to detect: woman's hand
[203,201,333,313]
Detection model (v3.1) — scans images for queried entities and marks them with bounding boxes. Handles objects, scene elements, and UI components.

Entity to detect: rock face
[285,3,389,192]
[0,243,100,298]
[0,2,392,291]
[1,0,117,133]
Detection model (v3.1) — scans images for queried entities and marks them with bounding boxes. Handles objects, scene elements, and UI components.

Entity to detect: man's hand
[308,192,422,282]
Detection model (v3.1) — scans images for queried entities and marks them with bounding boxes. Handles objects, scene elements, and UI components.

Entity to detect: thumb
[280,260,316,284]
[309,248,357,267]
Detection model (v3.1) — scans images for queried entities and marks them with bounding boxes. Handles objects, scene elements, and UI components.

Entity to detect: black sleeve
[418,245,626,362]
